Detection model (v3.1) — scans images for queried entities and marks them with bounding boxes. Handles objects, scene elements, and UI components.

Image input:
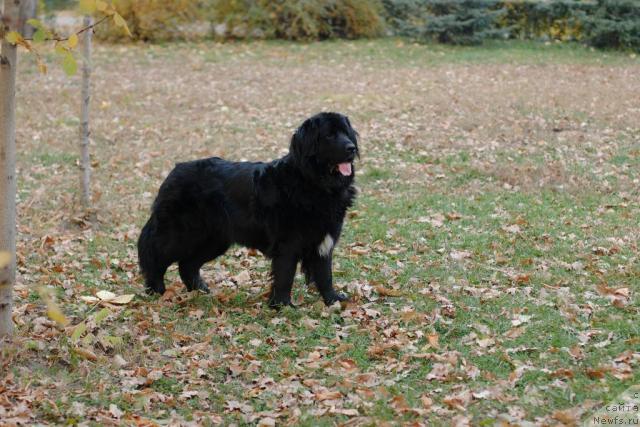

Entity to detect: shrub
[383,0,640,50]
[211,0,385,40]
[580,0,640,51]
[95,0,204,42]
[91,0,640,50]
[423,0,507,45]
[382,0,507,45]
[499,1,589,41]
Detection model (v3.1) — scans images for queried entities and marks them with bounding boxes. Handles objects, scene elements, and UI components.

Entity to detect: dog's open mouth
[335,162,352,177]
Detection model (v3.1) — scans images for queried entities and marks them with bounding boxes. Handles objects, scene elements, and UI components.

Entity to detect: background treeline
[44,0,639,51]
[383,0,640,50]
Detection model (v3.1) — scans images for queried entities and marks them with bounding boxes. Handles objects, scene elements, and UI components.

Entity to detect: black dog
[138,112,359,308]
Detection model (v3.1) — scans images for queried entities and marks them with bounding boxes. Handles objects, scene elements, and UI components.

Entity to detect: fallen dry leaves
[1,39,638,425]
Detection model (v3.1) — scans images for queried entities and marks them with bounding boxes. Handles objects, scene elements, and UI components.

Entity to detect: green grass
[117,37,640,72]
[4,38,640,425]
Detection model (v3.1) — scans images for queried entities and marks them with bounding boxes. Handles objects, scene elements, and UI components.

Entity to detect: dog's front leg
[268,255,297,309]
[306,252,347,306]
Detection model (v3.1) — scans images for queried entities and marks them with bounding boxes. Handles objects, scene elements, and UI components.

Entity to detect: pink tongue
[338,163,352,176]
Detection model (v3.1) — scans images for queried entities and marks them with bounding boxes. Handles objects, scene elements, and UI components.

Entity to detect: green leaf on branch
[26,19,44,29]
[62,52,77,76]
[33,29,46,43]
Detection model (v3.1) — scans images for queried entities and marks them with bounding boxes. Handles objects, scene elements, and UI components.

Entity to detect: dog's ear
[290,117,319,161]
[344,115,360,158]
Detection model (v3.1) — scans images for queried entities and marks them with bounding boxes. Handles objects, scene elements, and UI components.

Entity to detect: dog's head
[290,112,359,187]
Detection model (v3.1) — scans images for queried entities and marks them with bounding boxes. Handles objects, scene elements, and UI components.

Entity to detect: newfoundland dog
[138,112,359,308]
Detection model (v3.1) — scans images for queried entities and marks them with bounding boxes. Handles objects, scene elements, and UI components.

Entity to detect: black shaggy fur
[138,112,359,308]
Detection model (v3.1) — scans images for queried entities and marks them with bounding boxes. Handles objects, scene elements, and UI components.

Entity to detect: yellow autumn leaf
[47,303,69,326]
[37,286,68,326]
[113,12,132,37]
[375,285,402,297]
[37,60,47,74]
[0,251,10,269]
[96,0,108,12]
[68,33,78,49]
[110,294,135,304]
[74,347,98,361]
[5,31,22,45]
[54,43,67,55]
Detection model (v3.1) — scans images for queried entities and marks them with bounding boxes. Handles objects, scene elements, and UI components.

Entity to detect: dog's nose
[346,143,357,154]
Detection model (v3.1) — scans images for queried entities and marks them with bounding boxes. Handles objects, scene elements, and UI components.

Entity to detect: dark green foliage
[423,0,508,45]
[382,0,508,45]
[500,1,590,41]
[580,0,640,51]
[383,0,640,50]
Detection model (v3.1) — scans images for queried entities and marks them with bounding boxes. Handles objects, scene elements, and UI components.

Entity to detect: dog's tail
[138,217,163,294]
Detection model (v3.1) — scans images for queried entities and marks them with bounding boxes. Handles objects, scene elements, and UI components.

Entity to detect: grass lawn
[2,39,639,425]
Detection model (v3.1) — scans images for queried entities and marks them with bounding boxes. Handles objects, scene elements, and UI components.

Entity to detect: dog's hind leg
[178,244,229,293]
[144,261,169,295]
[138,219,169,295]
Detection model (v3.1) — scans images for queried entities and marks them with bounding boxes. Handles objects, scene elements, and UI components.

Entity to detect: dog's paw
[186,278,210,293]
[268,298,296,310]
[323,291,348,306]
[145,286,165,295]
[195,279,210,293]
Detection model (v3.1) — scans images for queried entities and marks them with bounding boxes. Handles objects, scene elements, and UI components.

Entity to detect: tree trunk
[0,0,21,339]
[19,0,36,38]
[79,15,92,207]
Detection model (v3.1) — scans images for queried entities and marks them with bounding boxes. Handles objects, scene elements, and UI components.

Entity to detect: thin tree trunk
[0,0,21,339]
[79,15,92,207]
[19,0,36,38]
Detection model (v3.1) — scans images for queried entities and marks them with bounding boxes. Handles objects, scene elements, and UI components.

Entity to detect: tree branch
[75,15,110,37]
[23,15,110,42]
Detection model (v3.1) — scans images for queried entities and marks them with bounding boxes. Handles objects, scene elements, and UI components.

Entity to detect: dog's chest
[317,233,334,257]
